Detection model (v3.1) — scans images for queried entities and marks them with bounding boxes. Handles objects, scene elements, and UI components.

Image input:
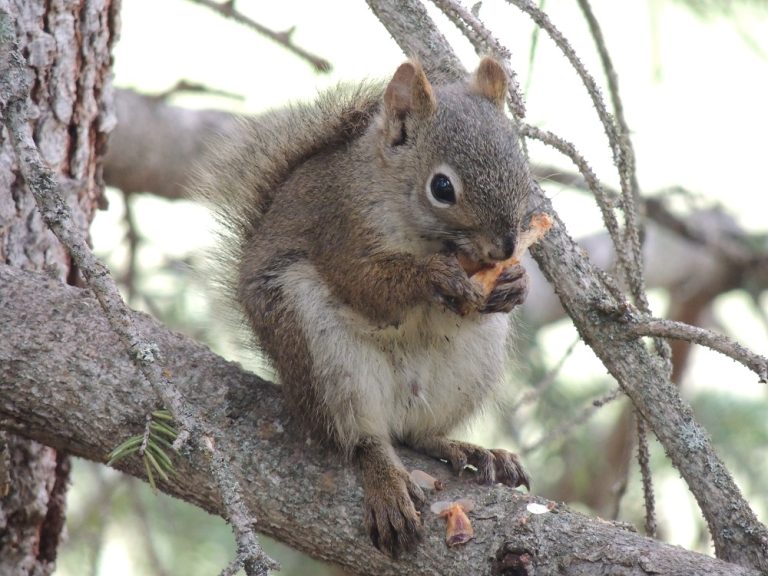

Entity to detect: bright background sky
[67,1,768,574]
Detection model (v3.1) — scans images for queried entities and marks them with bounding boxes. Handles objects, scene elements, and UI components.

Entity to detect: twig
[609,469,628,521]
[629,318,768,383]
[510,337,580,413]
[522,387,622,455]
[187,0,331,73]
[636,416,657,538]
[127,479,172,576]
[574,0,671,368]
[0,16,277,576]
[523,0,546,97]
[153,79,245,102]
[429,0,526,118]
[521,124,629,274]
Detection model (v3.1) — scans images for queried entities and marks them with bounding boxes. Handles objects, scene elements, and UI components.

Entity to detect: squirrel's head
[377,57,531,265]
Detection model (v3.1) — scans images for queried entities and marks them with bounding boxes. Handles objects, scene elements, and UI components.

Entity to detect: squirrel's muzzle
[484,232,517,262]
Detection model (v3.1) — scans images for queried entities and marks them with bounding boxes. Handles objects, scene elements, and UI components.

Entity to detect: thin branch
[522,387,623,455]
[153,79,245,102]
[510,337,581,414]
[186,0,331,73]
[521,124,629,280]
[127,480,172,576]
[628,318,768,383]
[523,0,546,96]
[0,16,277,576]
[121,192,140,304]
[429,0,527,118]
[636,416,657,538]
[575,0,670,367]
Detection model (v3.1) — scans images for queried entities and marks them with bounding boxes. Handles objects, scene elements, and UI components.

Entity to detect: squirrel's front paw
[362,466,425,557]
[426,254,484,315]
[480,263,529,314]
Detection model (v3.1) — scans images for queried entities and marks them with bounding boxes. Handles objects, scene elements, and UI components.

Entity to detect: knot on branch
[492,542,536,576]
[131,340,160,364]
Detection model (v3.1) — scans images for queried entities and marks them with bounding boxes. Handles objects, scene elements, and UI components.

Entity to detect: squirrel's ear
[472,57,508,110]
[382,61,436,145]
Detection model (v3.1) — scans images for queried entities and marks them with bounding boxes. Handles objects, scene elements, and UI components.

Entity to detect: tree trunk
[0,0,118,573]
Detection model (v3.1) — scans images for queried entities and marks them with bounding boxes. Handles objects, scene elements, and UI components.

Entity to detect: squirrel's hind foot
[357,438,426,557]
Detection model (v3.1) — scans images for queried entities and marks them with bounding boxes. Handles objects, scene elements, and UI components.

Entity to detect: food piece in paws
[462,213,552,295]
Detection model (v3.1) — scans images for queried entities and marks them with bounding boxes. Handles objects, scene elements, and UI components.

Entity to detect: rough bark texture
[0,0,118,574]
[0,265,760,576]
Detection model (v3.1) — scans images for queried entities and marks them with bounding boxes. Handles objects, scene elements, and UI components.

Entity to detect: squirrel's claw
[412,437,531,491]
[426,254,485,315]
[363,467,425,557]
[480,263,529,314]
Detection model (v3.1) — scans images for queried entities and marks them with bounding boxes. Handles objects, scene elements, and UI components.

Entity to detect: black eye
[430,173,456,205]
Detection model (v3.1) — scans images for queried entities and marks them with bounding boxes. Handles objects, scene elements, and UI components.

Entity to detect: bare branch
[521,387,623,455]
[629,318,768,382]
[520,123,629,291]
[429,0,526,118]
[186,0,331,73]
[509,337,580,414]
[153,79,245,102]
[636,417,657,538]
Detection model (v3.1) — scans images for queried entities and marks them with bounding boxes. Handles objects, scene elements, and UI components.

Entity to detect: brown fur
[196,57,532,557]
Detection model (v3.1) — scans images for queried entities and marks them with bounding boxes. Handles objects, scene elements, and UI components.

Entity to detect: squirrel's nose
[502,233,516,260]
[486,234,516,261]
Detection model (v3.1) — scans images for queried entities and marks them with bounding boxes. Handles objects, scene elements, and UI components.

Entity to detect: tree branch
[186,0,331,73]
[629,318,768,382]
[0,265,760,576]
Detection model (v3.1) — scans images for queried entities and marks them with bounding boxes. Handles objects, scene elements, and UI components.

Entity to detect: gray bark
[0,265,760,576]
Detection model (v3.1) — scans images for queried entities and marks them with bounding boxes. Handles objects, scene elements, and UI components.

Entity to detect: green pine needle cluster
[108,409,179,490]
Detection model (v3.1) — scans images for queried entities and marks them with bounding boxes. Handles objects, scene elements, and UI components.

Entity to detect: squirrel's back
[194,82,383,298]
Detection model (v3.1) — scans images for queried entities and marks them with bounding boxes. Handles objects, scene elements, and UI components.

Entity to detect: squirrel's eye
[430,173,456,205]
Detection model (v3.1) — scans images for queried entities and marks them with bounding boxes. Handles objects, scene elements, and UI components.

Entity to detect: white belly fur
[280,262,511,450]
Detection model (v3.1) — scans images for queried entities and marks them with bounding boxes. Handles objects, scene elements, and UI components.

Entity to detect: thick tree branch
[104,89,240,200]
[0,265,760,576]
